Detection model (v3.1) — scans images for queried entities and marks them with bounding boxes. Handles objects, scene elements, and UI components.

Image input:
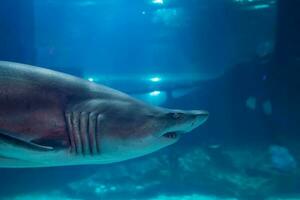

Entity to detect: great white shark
[0,61,208,168]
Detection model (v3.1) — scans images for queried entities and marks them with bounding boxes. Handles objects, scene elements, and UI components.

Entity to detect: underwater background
[0,0,299,199]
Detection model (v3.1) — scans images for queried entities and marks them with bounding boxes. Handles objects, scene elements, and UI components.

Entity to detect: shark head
[97,99,208,162]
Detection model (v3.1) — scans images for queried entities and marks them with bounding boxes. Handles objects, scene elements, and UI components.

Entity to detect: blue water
[1,0,300,199]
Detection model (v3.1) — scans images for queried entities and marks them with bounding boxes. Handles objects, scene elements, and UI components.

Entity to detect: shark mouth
[162,132,179,139]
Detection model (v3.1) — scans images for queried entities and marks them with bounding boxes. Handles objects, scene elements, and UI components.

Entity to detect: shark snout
[181,110,208,134]
[158,109,209,139]
[189,110,209,126]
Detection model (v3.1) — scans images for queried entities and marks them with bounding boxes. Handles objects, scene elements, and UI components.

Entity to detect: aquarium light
[152,0,164,5]
[253,4,270,9]
[150,76,161,82]
[88,78,94,82]
[149,90,161,96]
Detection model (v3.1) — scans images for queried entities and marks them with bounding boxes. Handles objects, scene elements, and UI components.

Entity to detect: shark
[0,61,208,168]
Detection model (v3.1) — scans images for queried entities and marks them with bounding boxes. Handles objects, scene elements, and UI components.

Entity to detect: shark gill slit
[88,113,95,155]
[79,112,88,155]
[78,113,85,155]
[85,113,93,155]
[88,113,98,155]
[68,112,81,155]
[91,113,100,155]
[95,114,101,154]
[71,112,79,154]
[66,111,101,156]
[78,113,84,155]
[65,112,76,154]
[69,112,80,155]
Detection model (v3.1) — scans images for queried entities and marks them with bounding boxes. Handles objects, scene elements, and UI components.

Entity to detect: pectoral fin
[0,128,53,152]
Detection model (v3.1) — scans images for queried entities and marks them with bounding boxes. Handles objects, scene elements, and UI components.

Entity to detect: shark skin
[0,61,208,168]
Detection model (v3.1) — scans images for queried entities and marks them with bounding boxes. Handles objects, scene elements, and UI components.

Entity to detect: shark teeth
[162,132,178,139]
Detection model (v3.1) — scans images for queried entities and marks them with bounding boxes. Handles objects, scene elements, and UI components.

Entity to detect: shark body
[0,61,208,168]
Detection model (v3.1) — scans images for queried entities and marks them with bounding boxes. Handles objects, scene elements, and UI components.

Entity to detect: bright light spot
[150,77,161,82]
[262,100,272,115]
[95,187,102,194]
[152,8,184,27]
[149,91,161,96]
[152,0,163,4]
[88,78,94,82]
[246,96,256,110]
[110,186,117,191]
[135,185,144,190]
[253,4,270,9]
[142,11,146,15]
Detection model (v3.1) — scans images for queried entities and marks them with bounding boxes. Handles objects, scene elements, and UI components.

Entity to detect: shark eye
[168,112,183,119]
